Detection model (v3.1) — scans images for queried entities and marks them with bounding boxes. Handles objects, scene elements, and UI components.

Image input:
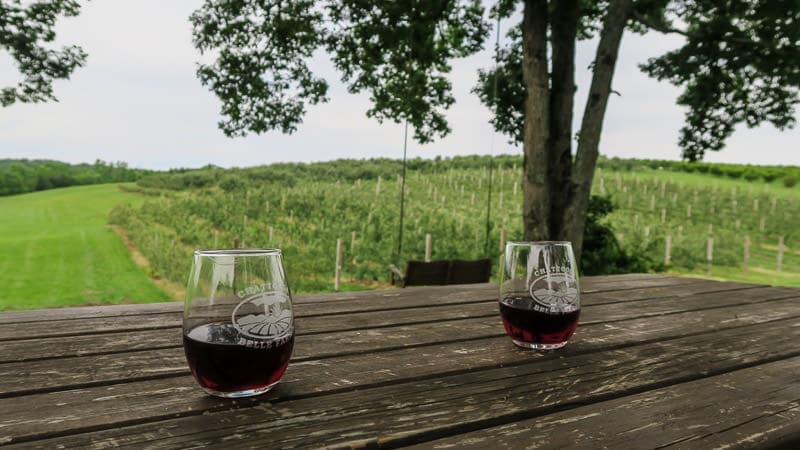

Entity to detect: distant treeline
[598,157,800,187]
[4,154,797,197]
[0,159,155,196]
[136,154,799,191]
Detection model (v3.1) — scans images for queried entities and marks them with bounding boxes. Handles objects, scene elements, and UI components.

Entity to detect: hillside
[0,184,172,310]
[109,156,800,295]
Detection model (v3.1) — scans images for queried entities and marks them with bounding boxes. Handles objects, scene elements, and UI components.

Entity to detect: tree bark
[520,0,551,241]
[563,0,633,264]
[548,0,579,238]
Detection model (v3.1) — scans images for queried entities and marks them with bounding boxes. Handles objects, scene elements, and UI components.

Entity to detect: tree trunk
[562,0,634,265]
[520,0,551,241]
[548,0,580,237]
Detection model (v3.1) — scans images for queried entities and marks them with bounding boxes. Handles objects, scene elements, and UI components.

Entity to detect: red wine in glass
[499,296,580,349]
[183,323,294,397]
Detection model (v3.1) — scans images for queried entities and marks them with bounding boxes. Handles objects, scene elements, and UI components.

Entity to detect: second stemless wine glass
[182,249,294,398]
[499,241,581,349]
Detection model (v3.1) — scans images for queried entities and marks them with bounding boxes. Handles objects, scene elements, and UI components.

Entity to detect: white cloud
[0,2,797,169]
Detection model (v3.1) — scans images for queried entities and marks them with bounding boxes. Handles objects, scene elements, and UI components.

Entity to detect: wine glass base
[201,381,279,398]
[512,339,569,350]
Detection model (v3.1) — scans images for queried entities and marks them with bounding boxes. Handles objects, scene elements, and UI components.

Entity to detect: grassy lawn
[0,184,172,310]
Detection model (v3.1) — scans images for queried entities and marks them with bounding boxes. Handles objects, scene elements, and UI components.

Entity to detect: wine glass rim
[507,240,572,246]
[195,248,282,257]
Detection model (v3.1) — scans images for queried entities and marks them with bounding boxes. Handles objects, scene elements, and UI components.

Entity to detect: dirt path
[111,225,185,301]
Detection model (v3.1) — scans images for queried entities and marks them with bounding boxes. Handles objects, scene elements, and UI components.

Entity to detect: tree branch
[631,11,800,57]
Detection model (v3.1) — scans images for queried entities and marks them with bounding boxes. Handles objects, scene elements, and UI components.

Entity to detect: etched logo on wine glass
[529,272,579,310]
[232,292,293,340]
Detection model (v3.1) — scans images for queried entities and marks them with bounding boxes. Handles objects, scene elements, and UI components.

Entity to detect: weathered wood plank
[0,278,750,343]
[412,357,800,450]
[0,274,692,325]
[0,285,788,363]
[5,295,799,400]
[0,329,177,364]
[0,287,797,363]
[8,316,800,448]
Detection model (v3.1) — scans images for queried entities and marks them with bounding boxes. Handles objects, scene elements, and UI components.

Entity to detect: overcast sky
[1,1,797,170]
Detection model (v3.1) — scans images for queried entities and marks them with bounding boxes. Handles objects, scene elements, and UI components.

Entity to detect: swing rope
[484,14,502,256]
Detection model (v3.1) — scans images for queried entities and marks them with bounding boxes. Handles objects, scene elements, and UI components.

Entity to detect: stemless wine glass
[182,249,294,398]
[499,241,581,350]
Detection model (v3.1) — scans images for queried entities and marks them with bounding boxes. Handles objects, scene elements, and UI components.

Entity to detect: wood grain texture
[1,286,796,397]
[0,281,782,364]
[412,357,800,449]
[9,316,800,448]
[0,277,747,344]
[0,275,797,449]
[0,273,683,325]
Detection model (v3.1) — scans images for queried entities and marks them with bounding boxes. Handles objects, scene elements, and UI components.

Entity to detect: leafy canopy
[191,0,489,143]
[0,0,87,107]
[639,0,800,161]
[476,0,800,161]
[193,0,799,160]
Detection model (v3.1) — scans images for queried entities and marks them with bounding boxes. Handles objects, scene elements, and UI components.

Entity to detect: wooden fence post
[706,237,714,277]
[650,195,656,211]
[759,217,766,232]
[213,229,219,248]
[777,236,785,272]
[661,208,666,223]
[351,231,357,253]
[644,226,651,238]
[687,205,692,218]
[425,234,432,262]
[665,235,672,266]
[233,238,240,249]
[743,236,750,276]
[335,239,343,291]
[499,228,508,272]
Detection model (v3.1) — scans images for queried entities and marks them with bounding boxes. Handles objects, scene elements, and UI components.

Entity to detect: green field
[0,184,171,310]
[3,157,797,311]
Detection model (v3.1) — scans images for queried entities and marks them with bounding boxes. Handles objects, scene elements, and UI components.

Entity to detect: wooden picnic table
[1,273,799,448]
